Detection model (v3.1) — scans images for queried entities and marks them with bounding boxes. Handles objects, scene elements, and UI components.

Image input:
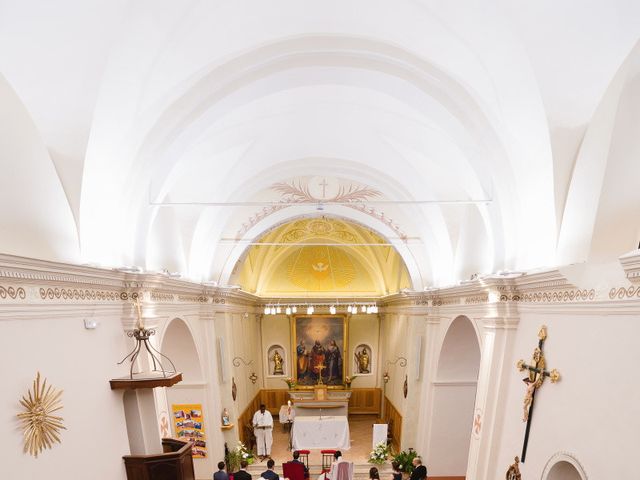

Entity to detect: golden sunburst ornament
[17,372,66,457]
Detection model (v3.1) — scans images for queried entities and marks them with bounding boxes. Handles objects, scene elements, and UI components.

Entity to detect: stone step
[246,462,392,479]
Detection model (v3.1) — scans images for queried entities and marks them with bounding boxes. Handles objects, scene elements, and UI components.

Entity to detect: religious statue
[221,408,230,426]
[505,456,521,480]
[355,346,370,374]
[522,377,542,422]
[271,350,284,375]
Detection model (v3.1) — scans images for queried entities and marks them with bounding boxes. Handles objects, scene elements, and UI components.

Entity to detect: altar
[289,388,351,417]
[291,415,351,450]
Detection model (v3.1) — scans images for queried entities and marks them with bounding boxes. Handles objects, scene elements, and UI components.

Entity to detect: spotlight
[291,306,297,313]
[360,305,366,313]
[270,307,276,315]
[264,306,270,315]
[330,305,336,315]
[276,306,282,314]
[285,307,292,315]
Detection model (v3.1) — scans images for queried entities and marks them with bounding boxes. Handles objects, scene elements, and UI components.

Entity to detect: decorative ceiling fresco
[233,217,411,297]
[234,176,409,242]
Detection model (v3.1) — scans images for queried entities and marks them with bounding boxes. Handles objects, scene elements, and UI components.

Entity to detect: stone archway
[547,462,583,480]
[159,318,213,477]
[161,317,203,382]
[428,315,481,478]
[542,453,588,480]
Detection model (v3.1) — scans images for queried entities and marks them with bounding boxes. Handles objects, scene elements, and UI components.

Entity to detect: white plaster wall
[428,385,477,475]
[380,313,427,449]
[0,74,79,263]
[218,312,262,416]
[380,314,410,412]
[493,310,640,478]
[261,314,291,389]
[0,314,130,480]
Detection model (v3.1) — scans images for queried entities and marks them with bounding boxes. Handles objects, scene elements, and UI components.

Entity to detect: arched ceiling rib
[2,1,639,280]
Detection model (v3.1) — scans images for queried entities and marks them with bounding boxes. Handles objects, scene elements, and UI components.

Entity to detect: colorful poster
[172,404,207,458]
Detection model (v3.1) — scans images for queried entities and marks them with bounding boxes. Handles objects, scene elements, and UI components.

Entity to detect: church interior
[1,2,640,479]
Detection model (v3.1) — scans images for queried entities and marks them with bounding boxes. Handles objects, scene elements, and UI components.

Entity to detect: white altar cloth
[372,424,387,448]
[291,415,351,450]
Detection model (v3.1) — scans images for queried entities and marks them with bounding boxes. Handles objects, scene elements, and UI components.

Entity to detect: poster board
[172,403,207,458]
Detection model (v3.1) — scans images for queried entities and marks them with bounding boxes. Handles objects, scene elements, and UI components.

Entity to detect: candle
[135,298,144,330]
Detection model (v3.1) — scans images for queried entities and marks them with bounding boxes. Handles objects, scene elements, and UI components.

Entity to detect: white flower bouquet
[368,441,390,464]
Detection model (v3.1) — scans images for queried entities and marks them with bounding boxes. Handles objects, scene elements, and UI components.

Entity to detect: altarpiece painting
[292,315,347,387]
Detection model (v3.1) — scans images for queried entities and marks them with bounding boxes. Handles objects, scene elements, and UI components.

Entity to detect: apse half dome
[232,217,412,297]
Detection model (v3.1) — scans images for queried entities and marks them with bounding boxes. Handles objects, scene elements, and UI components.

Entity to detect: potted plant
[225,447,242,472]
[393,448,418,475]
[283,377,297,389]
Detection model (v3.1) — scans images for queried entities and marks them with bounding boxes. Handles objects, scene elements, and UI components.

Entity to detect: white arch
[541,452,589,480]
[159,317,204,382]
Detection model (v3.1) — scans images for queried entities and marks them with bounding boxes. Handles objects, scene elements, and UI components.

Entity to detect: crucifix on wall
[516,325,560,463]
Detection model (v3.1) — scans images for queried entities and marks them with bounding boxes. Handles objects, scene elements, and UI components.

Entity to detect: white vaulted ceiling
[1,1,639,289]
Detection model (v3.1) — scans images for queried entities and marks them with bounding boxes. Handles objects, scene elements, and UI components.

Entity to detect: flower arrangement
[283,377,297,389]
[236,441,254,464]
[393,448,418,473]
[368,441,390,464]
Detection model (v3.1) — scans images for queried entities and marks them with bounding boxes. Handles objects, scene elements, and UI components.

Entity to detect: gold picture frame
[291,315,348,389]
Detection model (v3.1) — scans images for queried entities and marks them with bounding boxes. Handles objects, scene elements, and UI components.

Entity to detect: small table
[291,415,350,451]
[279,405,296,424]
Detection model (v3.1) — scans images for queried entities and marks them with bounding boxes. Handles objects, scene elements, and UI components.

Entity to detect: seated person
[409,457,427,480]
[391,462,402,480]
[261,459,279,480]
[318,451,343,480]
[369,467,380,480]
[215,461,229,480]
[291,451,309,479]
[234,460,252,480]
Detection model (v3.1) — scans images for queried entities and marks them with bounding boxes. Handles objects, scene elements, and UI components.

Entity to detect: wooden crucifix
[516,325,560,463]
[314,362,326,385]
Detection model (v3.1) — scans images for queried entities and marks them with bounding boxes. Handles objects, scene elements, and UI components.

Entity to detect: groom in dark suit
[409,457,427,480]
[234,460,252,480]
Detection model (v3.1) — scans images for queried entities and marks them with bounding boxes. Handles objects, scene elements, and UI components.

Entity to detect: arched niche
[428,315,481,477]
[160,318,203,382]
[266,344,287,377]
[353,343,374,376]
[542,453,588,480]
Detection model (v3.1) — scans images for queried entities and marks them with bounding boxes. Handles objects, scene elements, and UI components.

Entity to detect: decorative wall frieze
[38,287,127,302]
[619,249,640,283]
[0,285,26,300]
[0,255,259,311]
[608,286,640,300]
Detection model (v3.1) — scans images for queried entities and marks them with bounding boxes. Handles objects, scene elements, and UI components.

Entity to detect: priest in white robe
[252,404,274,458]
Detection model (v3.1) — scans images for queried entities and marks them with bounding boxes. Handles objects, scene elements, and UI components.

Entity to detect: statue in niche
[221,408,231,426]
[355,346,370,374]
[271,350,284,375]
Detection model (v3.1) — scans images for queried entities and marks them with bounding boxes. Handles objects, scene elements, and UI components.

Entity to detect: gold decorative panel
[234,217,411,296]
